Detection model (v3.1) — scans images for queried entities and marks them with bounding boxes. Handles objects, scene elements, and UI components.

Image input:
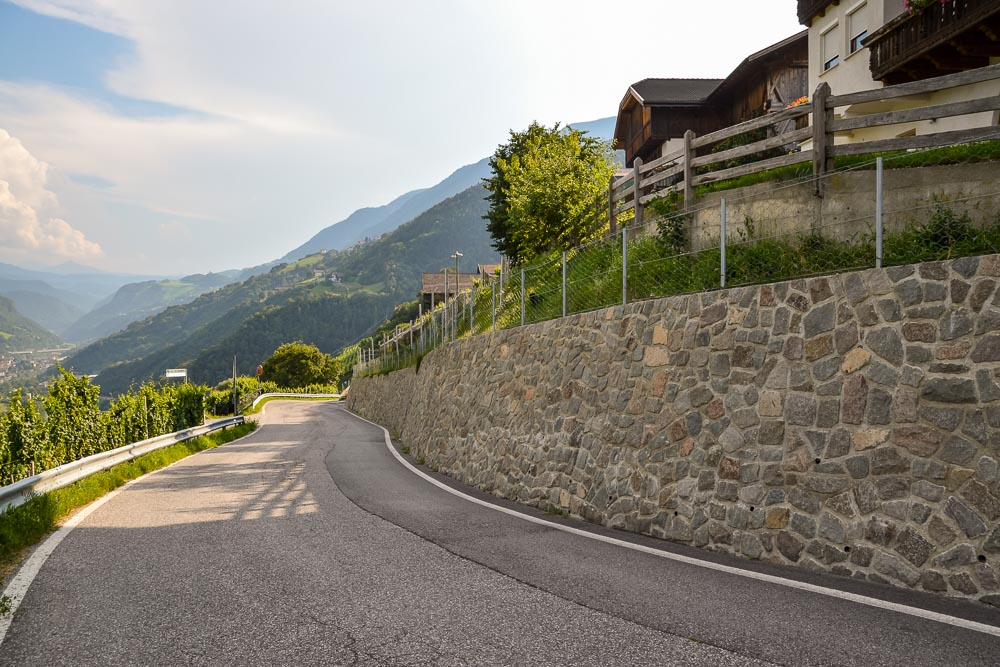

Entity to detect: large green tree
[483,122,616,265]
[261,342,340,388]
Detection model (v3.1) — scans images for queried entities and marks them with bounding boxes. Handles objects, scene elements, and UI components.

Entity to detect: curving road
[1,400,999,666]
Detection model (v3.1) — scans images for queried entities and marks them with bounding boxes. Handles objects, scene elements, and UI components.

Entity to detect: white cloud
[2,1,803,274]
[0,128,102,263]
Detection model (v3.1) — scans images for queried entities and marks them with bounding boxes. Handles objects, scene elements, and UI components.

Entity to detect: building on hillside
[476,263,500,284]
[798,0,1000,142]
[420,272,477,311]
[613,31,808,167]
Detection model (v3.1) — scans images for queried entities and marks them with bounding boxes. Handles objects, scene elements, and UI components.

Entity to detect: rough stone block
[873,552,921,587]
[944,497,988,538]
[866,327,905,366]
[895,526,934,567]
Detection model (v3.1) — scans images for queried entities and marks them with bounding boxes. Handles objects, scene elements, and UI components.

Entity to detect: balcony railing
[868,0,1000,83]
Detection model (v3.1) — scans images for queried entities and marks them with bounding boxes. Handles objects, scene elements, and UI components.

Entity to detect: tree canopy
[261,342,340,388]
[483,122,616,265]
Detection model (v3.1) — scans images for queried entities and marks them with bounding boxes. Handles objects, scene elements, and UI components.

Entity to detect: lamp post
[451,251,463,340]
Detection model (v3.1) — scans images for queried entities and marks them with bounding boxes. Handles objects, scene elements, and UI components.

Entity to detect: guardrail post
[876,156,884,269]
[632,157,644,227]
[622,226,628,306]
[561,251,567,317]
[683,130,695,209]
[520,268,526,326]
[720,198,727,288]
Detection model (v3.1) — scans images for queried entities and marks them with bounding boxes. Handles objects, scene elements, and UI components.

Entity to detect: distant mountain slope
[67,184,496,393]
[0,262,169,310]
[0,296,62,352]
[282,158,488,262]
[62,272,241,343]
[0,278,85,334]
[281,116,617,264]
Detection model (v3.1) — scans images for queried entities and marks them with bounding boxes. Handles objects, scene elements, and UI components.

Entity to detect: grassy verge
[244,395,339,415]
[0,422,257,569]
[696,140,1000,196]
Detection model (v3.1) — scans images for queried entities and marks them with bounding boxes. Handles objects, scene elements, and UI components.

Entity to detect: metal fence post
[561,251,567,317]
[720,197,727,288]
[492,283,497,332]
[470,292,474,335]
[876,156,884,269]
[520,268,526,326]
[622,226,628,306]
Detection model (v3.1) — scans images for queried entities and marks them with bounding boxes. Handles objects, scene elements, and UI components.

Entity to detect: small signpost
[165,368,187,379]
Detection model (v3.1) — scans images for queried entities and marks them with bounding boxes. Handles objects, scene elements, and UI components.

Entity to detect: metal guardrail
[249,393,340,410]
[0,416,245,513]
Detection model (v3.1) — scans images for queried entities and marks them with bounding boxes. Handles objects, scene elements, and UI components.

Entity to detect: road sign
[165,368,188,378]
[256,365,263,377]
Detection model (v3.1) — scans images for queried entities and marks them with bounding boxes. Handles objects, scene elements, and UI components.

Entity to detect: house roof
[627,78,723,107]
[477,263,500,276]
[709,30,808,101]
[421,272,478,293]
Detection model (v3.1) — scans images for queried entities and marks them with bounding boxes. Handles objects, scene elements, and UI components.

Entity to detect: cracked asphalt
[2,400,999,666]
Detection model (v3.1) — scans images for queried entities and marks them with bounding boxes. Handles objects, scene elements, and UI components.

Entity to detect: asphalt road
[2,400,999,666]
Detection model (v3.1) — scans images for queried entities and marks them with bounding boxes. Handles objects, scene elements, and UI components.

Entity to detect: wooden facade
[614,32,808,167]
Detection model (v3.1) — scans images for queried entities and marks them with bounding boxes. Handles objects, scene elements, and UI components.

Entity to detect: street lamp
[451,251,463,340]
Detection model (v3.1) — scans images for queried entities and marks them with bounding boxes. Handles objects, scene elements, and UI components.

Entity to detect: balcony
[867,0,1000,84]
[797,0,837,26]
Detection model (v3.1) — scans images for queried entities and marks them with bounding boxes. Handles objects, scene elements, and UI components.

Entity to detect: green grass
[0,422,257,567]
[244,395,339,415]
[696,140,1000,196]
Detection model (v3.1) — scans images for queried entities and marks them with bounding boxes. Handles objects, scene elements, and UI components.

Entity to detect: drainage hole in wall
[844,546,852,553]
[673,511,678,516]
[749,506,755,512]
[814,458,821,464]
[979,555,987,562]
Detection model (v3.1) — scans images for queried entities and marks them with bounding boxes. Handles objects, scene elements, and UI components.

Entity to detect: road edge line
[341,405,1000,639]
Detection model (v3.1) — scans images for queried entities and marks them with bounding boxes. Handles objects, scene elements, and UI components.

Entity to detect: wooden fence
[610,63,1000,227]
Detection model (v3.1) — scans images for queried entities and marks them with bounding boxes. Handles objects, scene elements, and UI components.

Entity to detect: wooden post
[683,130,695,209]
[608,175,617,238]
[632,157,643,227]
[812,82,832,197]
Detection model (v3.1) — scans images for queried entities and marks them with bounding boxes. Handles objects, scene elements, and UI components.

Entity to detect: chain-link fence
[355,138,1000,378]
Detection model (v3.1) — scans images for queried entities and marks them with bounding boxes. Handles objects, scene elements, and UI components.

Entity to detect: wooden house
[476,263,500,284]
[420,272,478,311]
[614,31,808,167]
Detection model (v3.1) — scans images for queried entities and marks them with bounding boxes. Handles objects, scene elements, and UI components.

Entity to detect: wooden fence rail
[610,62,1000,224]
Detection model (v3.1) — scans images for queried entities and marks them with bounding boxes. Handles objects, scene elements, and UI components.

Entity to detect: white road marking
[0,426,259,648]
[342,406,1000,639]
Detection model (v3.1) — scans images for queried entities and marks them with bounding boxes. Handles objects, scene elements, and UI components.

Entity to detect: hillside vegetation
[65,184,496,394]
[0,296,62,352]
[63,271,239,343]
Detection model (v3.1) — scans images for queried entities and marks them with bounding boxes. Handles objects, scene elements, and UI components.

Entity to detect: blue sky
[0,1,802,274]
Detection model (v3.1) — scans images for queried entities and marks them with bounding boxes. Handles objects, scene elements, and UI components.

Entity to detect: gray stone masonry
[348,254,1000,606]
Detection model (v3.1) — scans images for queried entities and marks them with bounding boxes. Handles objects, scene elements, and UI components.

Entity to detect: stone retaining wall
[348,255,1000,605]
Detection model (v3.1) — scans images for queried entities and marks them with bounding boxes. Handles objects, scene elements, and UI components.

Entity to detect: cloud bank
[0,128,103,263]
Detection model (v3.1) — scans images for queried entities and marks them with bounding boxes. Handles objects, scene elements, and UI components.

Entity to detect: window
[822,24,840,71]
[847,2,868,55]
